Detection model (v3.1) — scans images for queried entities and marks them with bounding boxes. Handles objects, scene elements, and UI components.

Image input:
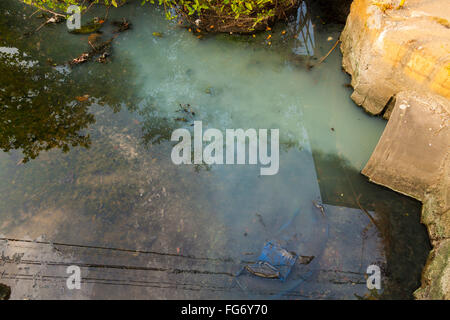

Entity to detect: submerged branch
[315,39,340,66]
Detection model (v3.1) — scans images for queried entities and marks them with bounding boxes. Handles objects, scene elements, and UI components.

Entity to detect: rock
[69,19,104,34]
[414,239,450,300]
[0,283,11,300]
[340,0,450,117]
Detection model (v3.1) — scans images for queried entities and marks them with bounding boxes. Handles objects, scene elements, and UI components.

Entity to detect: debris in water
[88,32,103,50]
[175,104,196,123]
[312,200,326,217]
[75,95,90,102]
[205,86,215,95]
[113,18,132,33]
[255,212,266,228]
[69,18,104,34]
[245,262,280,279]
[238,241,299,281]
[97,51,110,63]
[69,38,113,66]
[298,255,314,264]
[314,39,340,67]
[70,52,89,65]
[35,14,63,32]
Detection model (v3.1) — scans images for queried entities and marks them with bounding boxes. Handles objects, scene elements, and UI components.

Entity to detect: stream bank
[340,0,449,299]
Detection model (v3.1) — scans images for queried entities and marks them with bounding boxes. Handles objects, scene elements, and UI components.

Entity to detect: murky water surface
[0,1,430,299]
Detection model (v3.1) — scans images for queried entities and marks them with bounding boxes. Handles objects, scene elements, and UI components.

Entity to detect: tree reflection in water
[0,50,94,162]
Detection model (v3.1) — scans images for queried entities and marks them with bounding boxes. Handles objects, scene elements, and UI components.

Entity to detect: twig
[35,21,47,32]
[355,194,379,228]
[29,8,41,18]
[343,169,380,229]
[104,5,111,21]
[81,1,96,15]
[22,1,65,18]
[312,200,326,217]
[315,39,340,66]
[35,15,60,32]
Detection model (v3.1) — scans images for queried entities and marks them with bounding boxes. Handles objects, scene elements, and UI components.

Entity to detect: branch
[21,1,66,18]
[315,39,340,66]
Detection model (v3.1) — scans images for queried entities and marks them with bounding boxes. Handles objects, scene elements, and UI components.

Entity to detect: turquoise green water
[0,1,430,299]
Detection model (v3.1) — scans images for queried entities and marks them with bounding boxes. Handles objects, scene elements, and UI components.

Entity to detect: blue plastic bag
[245,241,297,282]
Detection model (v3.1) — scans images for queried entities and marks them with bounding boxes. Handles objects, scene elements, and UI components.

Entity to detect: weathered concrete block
[362,91,449,211]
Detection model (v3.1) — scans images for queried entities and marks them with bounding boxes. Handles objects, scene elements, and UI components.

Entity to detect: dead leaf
[75,95,89,102]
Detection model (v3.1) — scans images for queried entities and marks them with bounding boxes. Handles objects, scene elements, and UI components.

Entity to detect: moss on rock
[414,239,450,300]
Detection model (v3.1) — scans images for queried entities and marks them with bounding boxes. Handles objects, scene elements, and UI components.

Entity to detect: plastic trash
[244,241,297,282]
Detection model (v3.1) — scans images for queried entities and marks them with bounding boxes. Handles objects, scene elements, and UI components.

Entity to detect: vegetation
[21,0,297,32]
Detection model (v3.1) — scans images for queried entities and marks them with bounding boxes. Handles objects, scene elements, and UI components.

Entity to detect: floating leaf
[75,95,89,102]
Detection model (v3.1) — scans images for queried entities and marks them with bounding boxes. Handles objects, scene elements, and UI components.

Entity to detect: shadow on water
[312,151,431,299]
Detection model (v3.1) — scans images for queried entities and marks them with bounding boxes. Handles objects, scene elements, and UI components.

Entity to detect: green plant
[144,0,279,22]
[21,0,292,30]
